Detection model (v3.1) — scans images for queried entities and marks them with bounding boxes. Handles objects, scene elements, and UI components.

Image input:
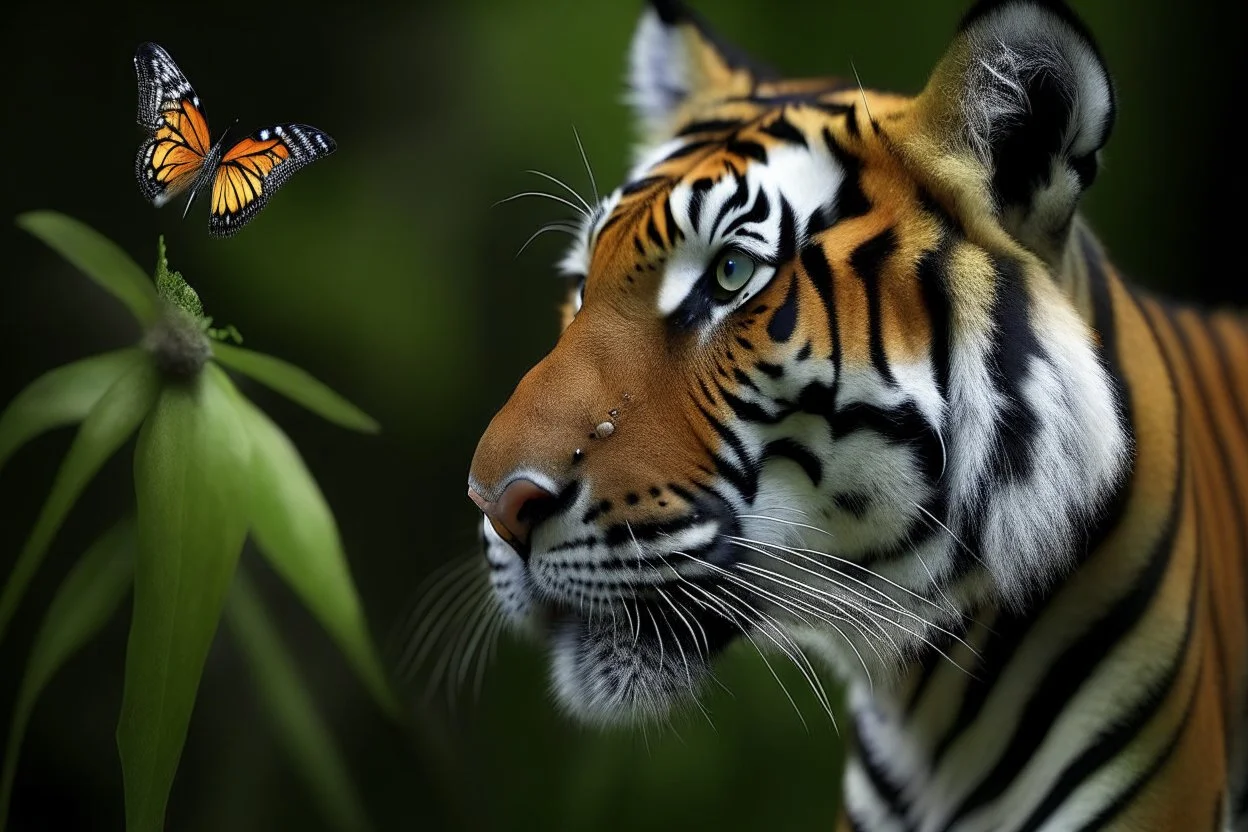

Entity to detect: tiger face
[468,0,1129,724]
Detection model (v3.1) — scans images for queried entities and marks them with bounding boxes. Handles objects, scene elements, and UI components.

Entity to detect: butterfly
[133,42,336,237]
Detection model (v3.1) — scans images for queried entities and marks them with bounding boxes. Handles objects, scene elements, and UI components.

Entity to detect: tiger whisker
[514,222,581,259]
[471,608,505,701]
[728,532,978,655]
[455,592,501,691]
[675,548,878,693]
[394,559,486,680]
[572,125,600,204]
[386,556,478,659]
[713,582,837,729]
[423,582,492,703]
[493,190,589,217]
[911,501,986,568]
[851,60,875,126]
[722,586,838,728]
[738,515,954,615]
[525,169,592,214]
[727,561,892,688]
[670,542,874,653]
[681,581,812,731]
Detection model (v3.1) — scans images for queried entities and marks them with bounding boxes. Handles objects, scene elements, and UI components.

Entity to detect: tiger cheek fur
[465,0,1248,827]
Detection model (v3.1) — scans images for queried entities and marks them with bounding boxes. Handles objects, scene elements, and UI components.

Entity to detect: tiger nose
[467,478,558,557]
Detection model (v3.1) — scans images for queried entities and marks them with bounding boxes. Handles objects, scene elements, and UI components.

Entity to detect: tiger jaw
[478,493,952,724]
[481,516,741,723]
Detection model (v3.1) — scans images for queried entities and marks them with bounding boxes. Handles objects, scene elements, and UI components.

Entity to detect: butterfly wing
[208,124,336,237]
[134,43,211,207]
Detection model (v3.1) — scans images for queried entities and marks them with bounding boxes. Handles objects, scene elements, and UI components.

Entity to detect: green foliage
[153,236,204,319]
[0,356,159,642]
[0,349,143,477]
[17,212,159,325]
[1,211,392,832]
[213,343,380,433]
[119,367,252,832]
[233,393,397,716]
[0,519,135,825]
[227,573,373,832]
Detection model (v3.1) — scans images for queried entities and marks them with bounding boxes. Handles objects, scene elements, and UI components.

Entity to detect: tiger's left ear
[628,0,769,147]
[909,0,1115,260]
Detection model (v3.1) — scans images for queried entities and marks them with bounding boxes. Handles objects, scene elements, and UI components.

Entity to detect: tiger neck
[838,225,1210,829]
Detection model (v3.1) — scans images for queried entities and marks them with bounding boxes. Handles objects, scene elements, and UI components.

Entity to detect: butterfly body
[133,43,335,237]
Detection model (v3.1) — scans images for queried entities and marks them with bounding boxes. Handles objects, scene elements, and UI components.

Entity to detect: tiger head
[467,0,1129,724]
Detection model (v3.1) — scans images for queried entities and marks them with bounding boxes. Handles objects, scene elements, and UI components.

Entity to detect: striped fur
[467,1,1248,828]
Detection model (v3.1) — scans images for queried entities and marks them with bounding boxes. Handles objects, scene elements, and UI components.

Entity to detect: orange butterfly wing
[208,124,335,237]
[134,44,211,206]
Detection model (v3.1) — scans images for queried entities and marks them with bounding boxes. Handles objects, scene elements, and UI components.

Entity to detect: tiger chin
[467,0,1248,828]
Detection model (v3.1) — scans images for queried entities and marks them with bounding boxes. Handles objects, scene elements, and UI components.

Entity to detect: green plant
[0,212,397,832]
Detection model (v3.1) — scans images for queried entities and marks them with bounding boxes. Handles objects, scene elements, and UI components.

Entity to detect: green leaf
[0,519,135,832]
[226,572,373,832]
[18,212,160,325]
[117,365,251,832]
[233,391,399,718]
[153,236,203,319]
[0,355,158,644]
[212,343,379,433]
[0,348,143,474]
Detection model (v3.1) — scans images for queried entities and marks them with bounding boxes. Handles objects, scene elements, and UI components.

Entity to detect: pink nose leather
[468,478,556,552]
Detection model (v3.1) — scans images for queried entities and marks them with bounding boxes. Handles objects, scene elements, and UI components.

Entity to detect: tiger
[464,0,1248,828]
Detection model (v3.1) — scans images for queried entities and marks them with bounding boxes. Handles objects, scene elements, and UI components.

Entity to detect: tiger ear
[911,0,1115,260]
[627,0,768,146]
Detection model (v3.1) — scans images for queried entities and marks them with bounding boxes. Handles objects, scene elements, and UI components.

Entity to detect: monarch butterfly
[133,42,335,237]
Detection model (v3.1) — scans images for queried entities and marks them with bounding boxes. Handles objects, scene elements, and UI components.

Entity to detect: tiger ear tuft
[627,1,768,146]
[916,0,1115,259]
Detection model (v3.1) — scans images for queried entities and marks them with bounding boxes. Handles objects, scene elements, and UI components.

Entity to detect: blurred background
[0,0,1243,829]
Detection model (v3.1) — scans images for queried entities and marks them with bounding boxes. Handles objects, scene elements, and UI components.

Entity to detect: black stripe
[1073,660,1204,832]
[823,127,871,220]
[622,175,665,196]
[904,616,980,715]
[755,361,784,379]
[731,368,759,393]
[722,187,770,237]
[709,170,751,239]
[661,139,714,163]
[916,241,953,401]
[799,243,841,372]
[850,228,899,385]
[828,401,944,483]
[945,457,1183,823]
[832,491,871,519]
[763,438,821,486]
[726,138,768,163]
[844,103,861,140]
[1165,305,1240,731]
[1078,232,1135,561]
[677,118,745,137]
[696,402,758,501]
[767,278,799,343]
[930,610,1035,762]
[760,114,807,147]
[688,177,715,234]
[646,212,665,248]
[986,255,1041,486]
[854,745,917,831]
[1014,544,1200,832]
[662,197,684,246]
[720,389,781,425]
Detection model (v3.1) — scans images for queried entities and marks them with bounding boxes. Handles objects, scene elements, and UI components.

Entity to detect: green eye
[714,250,757,297]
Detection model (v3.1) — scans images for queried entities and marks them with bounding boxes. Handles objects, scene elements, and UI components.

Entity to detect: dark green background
[0,1,1242,829]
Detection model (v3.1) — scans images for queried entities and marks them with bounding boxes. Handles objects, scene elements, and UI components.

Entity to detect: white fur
[627,10,695,142]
